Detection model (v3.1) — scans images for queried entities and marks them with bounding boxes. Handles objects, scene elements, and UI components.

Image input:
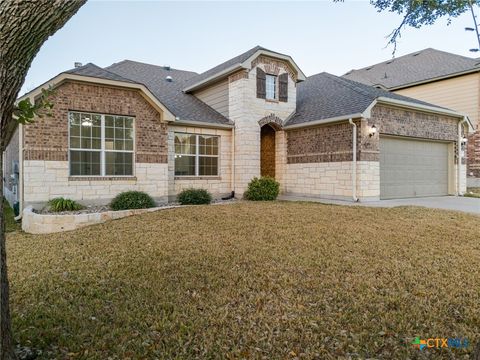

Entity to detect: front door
[260,125,276,178]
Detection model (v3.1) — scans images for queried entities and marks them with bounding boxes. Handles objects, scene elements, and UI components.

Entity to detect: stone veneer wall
[228,55,298,195]
[22,81,169,207]
[168,125,232,200]
[284,161,379,200]
[23,161,168,207]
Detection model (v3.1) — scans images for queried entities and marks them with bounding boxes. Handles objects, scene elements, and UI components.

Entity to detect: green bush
[177,188,212,205]
[244,176,280,201]
[48,197,84,212]
[110,191,156,211]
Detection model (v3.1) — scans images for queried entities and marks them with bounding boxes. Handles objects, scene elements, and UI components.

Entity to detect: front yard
[7,202,480,359]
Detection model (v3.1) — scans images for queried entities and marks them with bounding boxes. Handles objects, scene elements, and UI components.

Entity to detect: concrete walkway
[278,195,480,215]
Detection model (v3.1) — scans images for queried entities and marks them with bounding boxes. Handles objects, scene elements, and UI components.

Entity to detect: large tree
[0,1,86,358]
[369,0,480,54]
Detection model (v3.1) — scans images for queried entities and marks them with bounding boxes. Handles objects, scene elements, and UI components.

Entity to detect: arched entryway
[260,124,276,178]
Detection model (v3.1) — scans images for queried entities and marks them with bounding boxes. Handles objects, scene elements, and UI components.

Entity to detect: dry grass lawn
[7,201,480,359]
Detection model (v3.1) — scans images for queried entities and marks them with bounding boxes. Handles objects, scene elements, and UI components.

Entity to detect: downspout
[231,124,235,197]
[15,124,24,221]
[222,124,235,200]
[457,117,468,196]
[348,118,358,202]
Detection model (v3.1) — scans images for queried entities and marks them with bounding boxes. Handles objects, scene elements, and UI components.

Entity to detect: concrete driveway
[278,195,480,215]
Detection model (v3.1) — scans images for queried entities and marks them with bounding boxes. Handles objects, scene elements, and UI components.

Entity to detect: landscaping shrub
[177,188,212,205]
[48,197,84,212]
[110,191,156,211]
[244,176,279,201]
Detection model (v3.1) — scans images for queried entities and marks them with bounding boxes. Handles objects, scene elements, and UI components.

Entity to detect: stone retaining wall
[22,205,179,234]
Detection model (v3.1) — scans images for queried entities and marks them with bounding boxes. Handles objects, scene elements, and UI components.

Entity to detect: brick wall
[368,104,462,164]
[467,129,480,177]
[369,104,458,141]
[286,106,461,165]
[24,81,168,164]
[286,121,361,163]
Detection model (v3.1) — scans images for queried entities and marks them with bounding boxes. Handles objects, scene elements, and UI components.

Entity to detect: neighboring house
[2,46,471,213]
[343,48,480,185]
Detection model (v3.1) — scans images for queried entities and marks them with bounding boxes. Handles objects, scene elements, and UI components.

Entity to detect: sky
[22,0,479,95]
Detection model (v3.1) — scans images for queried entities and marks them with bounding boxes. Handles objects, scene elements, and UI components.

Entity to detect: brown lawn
[7,201,480,359]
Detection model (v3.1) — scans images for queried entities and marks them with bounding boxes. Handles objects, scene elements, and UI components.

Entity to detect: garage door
[380,137,449,199]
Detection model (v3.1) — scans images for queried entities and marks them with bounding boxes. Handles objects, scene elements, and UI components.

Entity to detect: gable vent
[165,76,173,82]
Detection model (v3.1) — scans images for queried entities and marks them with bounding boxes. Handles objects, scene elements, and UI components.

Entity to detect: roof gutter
[283,113,363,130]
[170,119,234,129]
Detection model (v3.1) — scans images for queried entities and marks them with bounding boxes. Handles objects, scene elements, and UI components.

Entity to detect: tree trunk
[0,153,14,360]
[0,1,86,358]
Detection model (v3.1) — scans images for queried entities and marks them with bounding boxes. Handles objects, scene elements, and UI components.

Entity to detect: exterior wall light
[462,136,468,144]
[369,124,377,137]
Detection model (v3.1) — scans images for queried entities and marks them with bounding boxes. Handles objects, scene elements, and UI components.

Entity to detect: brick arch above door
[258,114,283,130]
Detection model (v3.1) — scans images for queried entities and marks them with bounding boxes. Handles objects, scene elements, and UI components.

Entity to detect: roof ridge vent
[165,75,173,82]
[163,65,171,70]
[74,62,83,68]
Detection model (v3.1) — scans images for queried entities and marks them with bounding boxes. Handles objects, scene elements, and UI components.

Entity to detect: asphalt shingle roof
[286,72,443,126]
[342,48,480,90]
[60,49,455,128]
[64,63,136,83]
[105,60,231,125]
[183,46,266,90]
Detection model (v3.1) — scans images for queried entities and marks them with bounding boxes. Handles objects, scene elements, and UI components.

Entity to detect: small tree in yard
[0,1,86,358]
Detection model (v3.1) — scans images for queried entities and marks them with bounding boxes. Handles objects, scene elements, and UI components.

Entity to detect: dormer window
[256,67,288,102]
[266,74,277,100]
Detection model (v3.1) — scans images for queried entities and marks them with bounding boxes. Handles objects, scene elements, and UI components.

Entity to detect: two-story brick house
[3,46,471,213]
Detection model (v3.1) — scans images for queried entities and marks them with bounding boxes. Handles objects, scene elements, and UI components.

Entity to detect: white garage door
[380,137,449,199]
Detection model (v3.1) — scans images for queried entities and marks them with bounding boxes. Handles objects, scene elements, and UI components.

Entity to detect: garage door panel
[380,137,449,199]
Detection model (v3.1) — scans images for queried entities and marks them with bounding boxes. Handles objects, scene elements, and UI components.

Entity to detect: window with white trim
[266,74,277,100]
[69,111,135,176]
[174,133,219,176]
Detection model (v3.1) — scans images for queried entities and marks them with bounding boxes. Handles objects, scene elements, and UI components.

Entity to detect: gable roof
[184,46,264,90]
[183,45,306,92]
[64,63,137,83]
[103,60,232,126]
[285,72,460,127]
[342,48,480,90]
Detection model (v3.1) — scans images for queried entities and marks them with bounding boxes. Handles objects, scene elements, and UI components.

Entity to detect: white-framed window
[266,74,277,100]
[69,111,135,176]
[174,133,219,176]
